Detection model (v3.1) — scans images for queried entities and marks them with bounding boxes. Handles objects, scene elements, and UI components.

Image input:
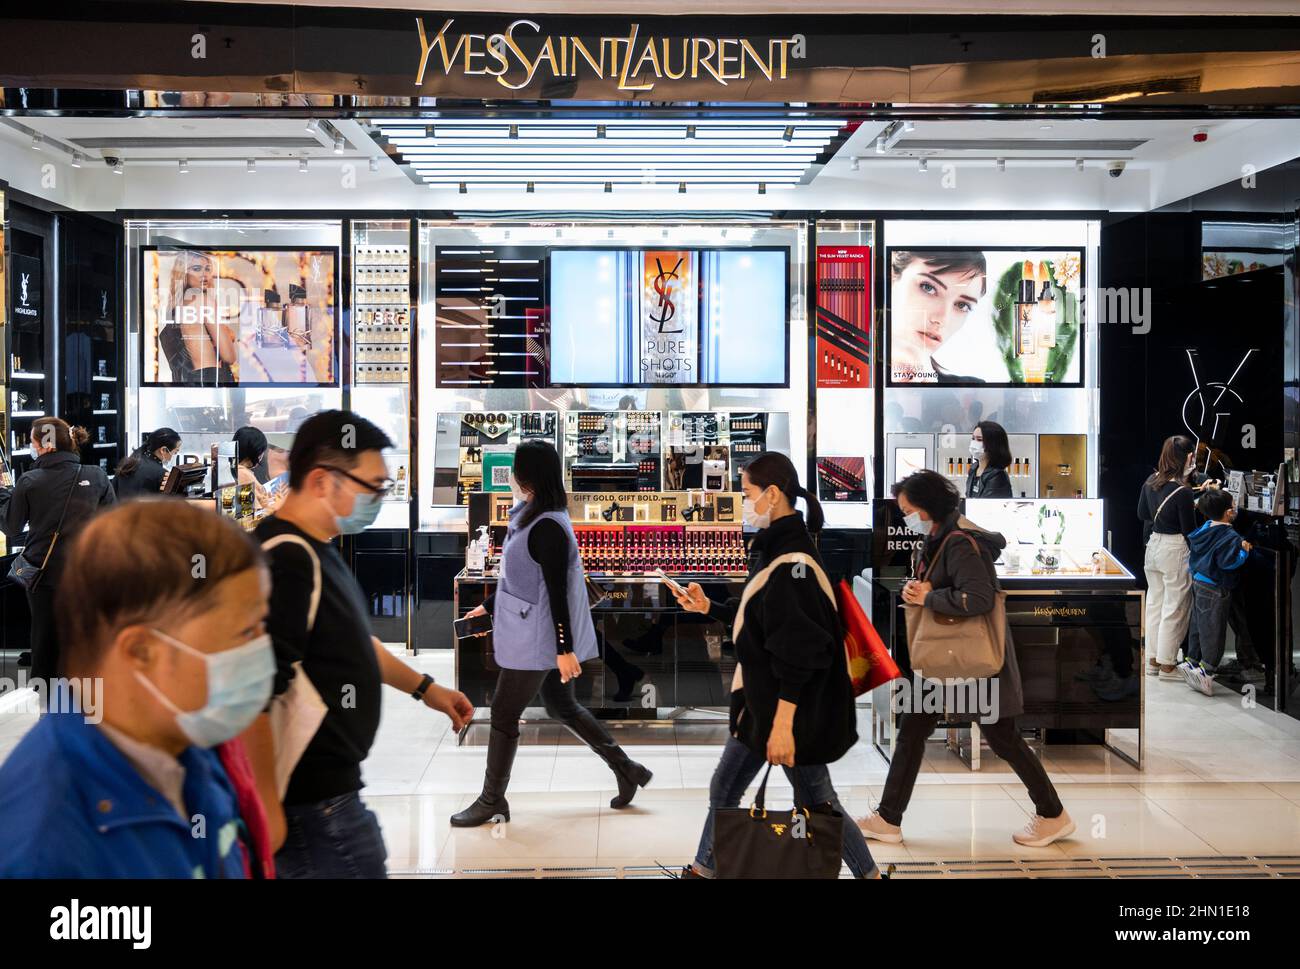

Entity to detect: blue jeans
[693,736,877,878]
[1187,579,1231,672]
[275,791,388,879]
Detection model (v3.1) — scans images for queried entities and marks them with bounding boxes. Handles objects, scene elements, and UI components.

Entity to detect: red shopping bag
[837,578,901,696]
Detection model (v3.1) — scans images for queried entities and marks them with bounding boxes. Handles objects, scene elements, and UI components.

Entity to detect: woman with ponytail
[115,427,182,499]
[671,452,879,878]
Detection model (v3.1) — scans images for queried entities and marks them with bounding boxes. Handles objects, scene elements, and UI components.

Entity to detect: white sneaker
[1178,661,1198,690]
[1012,809,1075,847]
[856,811,904,844]
[1192,666,1216,697]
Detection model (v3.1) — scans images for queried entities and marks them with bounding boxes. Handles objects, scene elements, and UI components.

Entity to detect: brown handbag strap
[920,528,999,588]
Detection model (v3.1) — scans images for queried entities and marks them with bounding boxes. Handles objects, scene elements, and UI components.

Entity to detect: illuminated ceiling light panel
[369,116,844,188]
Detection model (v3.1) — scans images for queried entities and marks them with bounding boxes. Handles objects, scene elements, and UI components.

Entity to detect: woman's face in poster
[894,257,985,367]
[183,253,217,295]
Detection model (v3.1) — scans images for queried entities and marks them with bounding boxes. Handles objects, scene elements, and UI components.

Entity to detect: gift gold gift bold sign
[416,18,805,92]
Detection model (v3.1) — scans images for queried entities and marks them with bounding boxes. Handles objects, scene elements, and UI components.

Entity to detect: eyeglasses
[317,465,393,498]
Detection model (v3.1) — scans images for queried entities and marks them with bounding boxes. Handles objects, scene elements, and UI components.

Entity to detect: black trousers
[26,581,60,684]
[878,712,1064,825]
[489,667,632,775]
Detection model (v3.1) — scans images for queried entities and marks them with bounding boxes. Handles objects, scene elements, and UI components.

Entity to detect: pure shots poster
[887,248,1083,386]
[143,248,337,386]
[639,249,698,384]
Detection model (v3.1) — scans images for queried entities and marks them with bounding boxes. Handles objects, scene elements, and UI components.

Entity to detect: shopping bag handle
[749,763,813,821]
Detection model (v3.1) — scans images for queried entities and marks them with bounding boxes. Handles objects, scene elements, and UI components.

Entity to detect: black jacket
[708,513,857,765]
[114,453,167,499]
[914,514,1023,720]
[0,451,116,577]
[965,463,1013,499]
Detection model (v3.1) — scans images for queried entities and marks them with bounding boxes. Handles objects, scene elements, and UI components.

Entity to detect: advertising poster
[639,249,698,384]
[887,248,1083,386]
[142,247,337,387]
[815,245,872,388]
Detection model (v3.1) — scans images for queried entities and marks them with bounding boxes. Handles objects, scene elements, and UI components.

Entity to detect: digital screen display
[549,248,788,386]
[887,248,1083,386]
[142,247,338,387]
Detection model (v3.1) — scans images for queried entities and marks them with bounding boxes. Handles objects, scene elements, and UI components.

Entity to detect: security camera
[103,155,121,167]
[1107,161,1126,178]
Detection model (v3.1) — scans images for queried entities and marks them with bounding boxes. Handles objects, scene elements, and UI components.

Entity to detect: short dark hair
[1196,488,1234,521]
[288,410,393,489]
[233,426,268,466]
[892,469,960,521]
[976,420,1012,471]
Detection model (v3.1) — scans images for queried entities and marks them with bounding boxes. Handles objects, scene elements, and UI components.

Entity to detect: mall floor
[2,647,1299,878]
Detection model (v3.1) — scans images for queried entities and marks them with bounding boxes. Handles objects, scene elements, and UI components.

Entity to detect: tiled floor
[2,648,1299,876]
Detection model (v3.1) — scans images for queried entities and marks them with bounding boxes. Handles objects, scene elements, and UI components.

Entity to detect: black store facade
[0,4,1298,745]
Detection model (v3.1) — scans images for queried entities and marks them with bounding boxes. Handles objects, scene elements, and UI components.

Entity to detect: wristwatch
[411,673,435,702]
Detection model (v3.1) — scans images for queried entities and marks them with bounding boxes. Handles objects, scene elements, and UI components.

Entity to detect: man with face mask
[251,410,472,878]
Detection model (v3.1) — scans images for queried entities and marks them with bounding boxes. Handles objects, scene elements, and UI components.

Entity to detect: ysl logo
[649,256,683,333]
[1182,347,1255,463]
[310,256,322,281]
[19,273,30,306]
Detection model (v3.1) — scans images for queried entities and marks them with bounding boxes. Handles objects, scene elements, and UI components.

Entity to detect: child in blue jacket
[1181,488,1256,696]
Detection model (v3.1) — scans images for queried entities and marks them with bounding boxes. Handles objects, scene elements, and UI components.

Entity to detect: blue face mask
[135,630,274,749]
[336,490,383,534]
[904,510,929,535]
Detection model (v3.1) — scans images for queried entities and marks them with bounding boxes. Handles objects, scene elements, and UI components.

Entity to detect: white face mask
[904,510,929,535]
[742,490,773,530]
[969,440,984,458]
[134,630,275,749]
[509,473,527,506]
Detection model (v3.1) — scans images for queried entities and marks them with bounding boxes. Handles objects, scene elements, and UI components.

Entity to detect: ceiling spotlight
[782,125,794,142]
[918,158,928,173]
[526,181,535,194]
[678,181,687,194]
[178,159,189,174]
[686,125,697,139]
[504,229,511,240]
[509,124,519,139]
[662,228,669,238]
[332,135,344,154]
[875,139,887,155]
[597,124,607,138]
[556,228,563,239]
[904,121,916,133]
[850,156,860,172]
[996,158,1006,172]
[368,157,379,173]
[30,135,41,151]
[70,153,83,168]
[1075,158,1085,172]
[458,181,467,194]
[299,157,308,173]
[721,228,729,238]
[758,182,767,194]
[604,181,612,193]
[607,228,614,238]
[305,119,321,135]
[246,159,256,174]
[424,125,436,139]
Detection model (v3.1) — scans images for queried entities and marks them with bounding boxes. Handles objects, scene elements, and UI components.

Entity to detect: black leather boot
[564,708,653,809]
[450,726,517,827]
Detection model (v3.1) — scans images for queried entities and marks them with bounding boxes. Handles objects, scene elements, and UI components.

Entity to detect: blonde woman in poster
[157,251,238,385]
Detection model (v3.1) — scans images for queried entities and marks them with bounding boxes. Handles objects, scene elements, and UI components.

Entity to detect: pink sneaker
[856,811,904,844]
[1013,810,1075,847]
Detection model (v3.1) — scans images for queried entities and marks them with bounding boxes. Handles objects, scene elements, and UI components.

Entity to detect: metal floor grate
[390,856,1300,879]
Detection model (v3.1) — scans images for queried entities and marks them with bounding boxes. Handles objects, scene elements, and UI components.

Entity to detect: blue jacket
[0,711,247,878]
[1187,521,1251,591]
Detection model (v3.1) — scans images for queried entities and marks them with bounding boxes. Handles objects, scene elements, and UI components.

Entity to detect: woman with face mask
[672,452,880,878]
[453,440,652,827]
[0,500,274,877]
[965,420,1013,499]
[856,470,1074,849]
[1137,435,1200,679]
[115,427,182,499]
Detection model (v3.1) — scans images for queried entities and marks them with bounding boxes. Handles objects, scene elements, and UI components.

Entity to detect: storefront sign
[416,18,803,92]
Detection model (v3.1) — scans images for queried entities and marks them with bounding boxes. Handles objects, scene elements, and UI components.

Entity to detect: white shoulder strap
[732,552,835,644]
[261,534,322,632]
[1153,484,1187,526]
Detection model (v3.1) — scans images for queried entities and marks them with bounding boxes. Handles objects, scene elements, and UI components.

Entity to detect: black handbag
[712,764,844,879]
[6,468,81,592]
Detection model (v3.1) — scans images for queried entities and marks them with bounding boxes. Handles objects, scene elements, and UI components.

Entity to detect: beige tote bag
[902,530,1006,679]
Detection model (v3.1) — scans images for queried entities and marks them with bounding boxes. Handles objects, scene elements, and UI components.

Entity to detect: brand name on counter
[415,18,805,92]
[1031,606,1087,617]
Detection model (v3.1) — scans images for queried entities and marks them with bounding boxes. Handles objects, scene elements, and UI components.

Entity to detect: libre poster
[815,246,872,388]
[639,250,697,384]
[142,247,337,387]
